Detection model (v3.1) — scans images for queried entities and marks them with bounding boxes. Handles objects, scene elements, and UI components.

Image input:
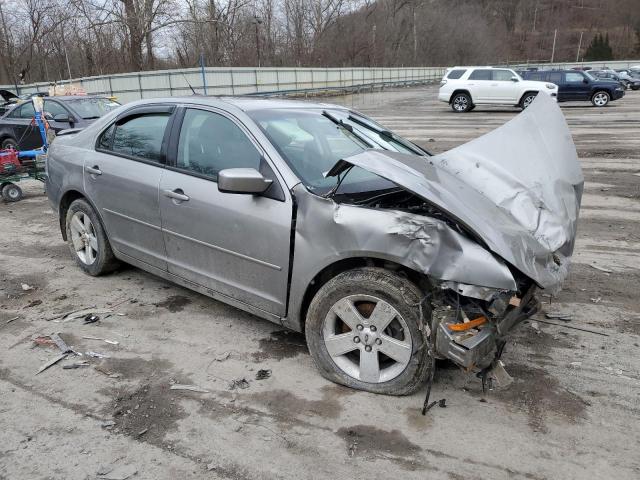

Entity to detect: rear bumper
[438,91,451,103]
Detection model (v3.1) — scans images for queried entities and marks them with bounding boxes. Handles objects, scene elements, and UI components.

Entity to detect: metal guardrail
[2,60,637,103]
[0,67,447,103]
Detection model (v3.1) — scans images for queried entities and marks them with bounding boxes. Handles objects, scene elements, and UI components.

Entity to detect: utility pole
[576,31,583,63]
[253,16,262,67]
[532,1,538,32]
[200,52,207,95]
[550,28,558,63]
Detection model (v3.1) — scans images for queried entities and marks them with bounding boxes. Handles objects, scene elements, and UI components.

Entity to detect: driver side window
[176,109,262,181]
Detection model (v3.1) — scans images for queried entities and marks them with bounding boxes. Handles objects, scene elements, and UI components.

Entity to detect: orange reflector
[447,316,487,331]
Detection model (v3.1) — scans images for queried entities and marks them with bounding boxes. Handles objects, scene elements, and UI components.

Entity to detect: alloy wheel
[322,295,412,383]
[593,92,609,106]
[69,211,99,265]
[523,95,536,108]
[453,95,468,112]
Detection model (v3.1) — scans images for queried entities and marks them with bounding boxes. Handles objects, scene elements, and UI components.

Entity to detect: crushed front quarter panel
[331,93,583,293]
[285,186,516,331]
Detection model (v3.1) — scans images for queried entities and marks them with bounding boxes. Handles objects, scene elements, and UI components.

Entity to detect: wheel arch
[58,189,106,241]
[288,256,428,334]
[519,90,539,103]
[449,89,473,104]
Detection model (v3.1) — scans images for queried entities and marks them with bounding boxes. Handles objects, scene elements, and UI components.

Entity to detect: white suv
[438,67,558,112]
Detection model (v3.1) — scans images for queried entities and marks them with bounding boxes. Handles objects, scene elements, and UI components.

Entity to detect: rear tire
[2,183,23,202]
[591,91,610,107]
[1,137,18,150]
[65,198,120,276]
[450,93,472,113]
[520,92,538,109]
[305,267,432,395]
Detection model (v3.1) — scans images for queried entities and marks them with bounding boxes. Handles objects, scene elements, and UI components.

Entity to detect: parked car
[0,95,120,150]
[614,69,640,90]
[46,94,582,394]
[438,66,558,112]
[521,69,624,106]
[590,70,631,89]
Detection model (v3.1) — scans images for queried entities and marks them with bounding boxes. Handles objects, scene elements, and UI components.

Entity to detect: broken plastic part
[447,316,487,331]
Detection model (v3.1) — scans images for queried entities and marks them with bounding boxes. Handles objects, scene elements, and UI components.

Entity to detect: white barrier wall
[2,60,638,103]
[0,67,446,103]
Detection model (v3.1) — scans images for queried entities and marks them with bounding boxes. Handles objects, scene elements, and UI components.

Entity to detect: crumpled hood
[331,93,583,291]
[0,89,18,102]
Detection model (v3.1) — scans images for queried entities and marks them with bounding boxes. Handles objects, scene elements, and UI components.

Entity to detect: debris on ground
[590,297,602,304]
[529,320,541,334]
[535,318,609,336]
[83,314,100,324]
[136,428,148,437]
[33,336,56,347]
[569,361,582,368]
[36,353,68,375]
[214,351,232,362]
[421,397,447,414]
[50,333,73,353]
[24,299,42,308]
[486,360,514,389]
[169,384,210,393]
[229,378,250,390]
[63,361,90,369]
[48,307,114,323]
[101,420,116,429]
[82,335,119,345]
[545,312,573,321]
[255,369,272,380]
[5,316,19,324]
[86,351,110,359]
[590,264,613,274]
[94,365,121,378]
[21,283,33,291]
[96,464,138,480]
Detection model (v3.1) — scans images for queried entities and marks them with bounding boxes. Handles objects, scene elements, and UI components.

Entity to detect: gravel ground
[1,85,639,480]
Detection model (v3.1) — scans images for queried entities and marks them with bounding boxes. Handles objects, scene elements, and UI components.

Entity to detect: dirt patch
[104,382,191,446]
[0,270,48,298]
[154,295,191,313]
[336,425,424,470]
[98,356,175,381]
[251,330,308,362]
[489,363,588,433]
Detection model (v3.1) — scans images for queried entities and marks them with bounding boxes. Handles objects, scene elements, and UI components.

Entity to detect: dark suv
[521,70,624,107]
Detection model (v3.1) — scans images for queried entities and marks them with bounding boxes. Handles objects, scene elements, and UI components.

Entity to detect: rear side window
[469,69,491,80]
[492,70,514,81]
[565,72,584,83]
[548,72,562,84]
[447,69,467,79]
[104,114,170,162]
[527,72,544,81]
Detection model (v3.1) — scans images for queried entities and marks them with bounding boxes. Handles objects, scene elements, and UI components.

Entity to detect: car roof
[448,66,512,70]
[138,95,349,113]
[48,95,111,101]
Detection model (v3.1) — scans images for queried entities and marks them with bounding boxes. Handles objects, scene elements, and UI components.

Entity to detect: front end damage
[314,93,582,373]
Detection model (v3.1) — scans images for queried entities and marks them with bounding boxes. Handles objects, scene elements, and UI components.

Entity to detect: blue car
[521,69,624,107]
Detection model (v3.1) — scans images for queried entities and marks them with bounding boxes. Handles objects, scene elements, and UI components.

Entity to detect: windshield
[248,109,422,195]
[66,97,120,119]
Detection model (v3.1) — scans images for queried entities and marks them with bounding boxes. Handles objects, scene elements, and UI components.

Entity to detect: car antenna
[182,73,199,96]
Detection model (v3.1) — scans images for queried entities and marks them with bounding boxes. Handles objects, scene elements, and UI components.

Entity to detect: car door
[3,102,41,149]
[83,105,174,270]
[564,72,590,100]
[466,69,493,102]
[490,69,520,103]
[159,106,292,316]
[43,99,76,134]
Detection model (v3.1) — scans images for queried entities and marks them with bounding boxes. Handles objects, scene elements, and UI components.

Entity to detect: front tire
[520,92,538,109]
[450,93,472,113]
[591,91,610,107]
[65,198,119,276]
[305,267,432,395]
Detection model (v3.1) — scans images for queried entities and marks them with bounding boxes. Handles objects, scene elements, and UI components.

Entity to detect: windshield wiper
[322,111,373,148]
[347,114,429,156]
[324,164,354,199]
[82,116,101,120]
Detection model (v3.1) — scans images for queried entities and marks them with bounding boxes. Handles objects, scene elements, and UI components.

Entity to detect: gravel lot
[1,85,639,480]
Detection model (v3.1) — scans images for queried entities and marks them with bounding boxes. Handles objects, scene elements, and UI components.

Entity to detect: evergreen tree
[585,33,614,61]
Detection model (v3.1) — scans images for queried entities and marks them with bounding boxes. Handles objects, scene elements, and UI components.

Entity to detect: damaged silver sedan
[46,93,582,394]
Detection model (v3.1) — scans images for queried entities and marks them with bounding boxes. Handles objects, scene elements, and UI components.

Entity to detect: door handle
[85,165,102,175]
[163,189,190,202]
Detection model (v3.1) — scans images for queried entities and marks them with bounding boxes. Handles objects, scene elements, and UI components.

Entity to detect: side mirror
[218,168,272,194]
[510,76,519,82]
[53,113,72,123]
